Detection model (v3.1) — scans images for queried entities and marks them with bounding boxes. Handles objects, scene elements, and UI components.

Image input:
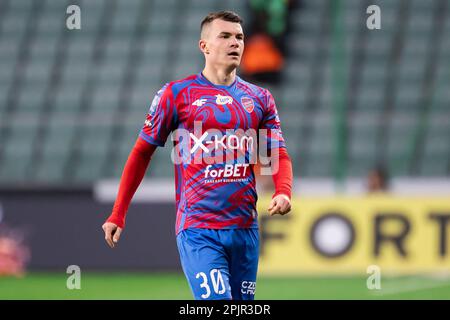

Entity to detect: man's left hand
[268,194,291,216]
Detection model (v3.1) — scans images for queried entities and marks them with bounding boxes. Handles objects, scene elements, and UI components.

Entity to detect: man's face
[200,19,244,70]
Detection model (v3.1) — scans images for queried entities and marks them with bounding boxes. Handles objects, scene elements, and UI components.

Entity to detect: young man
[102,11,293,300]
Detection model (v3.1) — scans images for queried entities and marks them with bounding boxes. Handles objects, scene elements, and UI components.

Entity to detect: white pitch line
[371,277,450,296]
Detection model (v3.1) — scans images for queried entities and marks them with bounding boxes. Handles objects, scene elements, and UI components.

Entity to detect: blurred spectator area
[0,0,449,187]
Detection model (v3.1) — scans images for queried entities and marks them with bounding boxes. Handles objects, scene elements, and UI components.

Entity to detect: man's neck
[202,65,236,86]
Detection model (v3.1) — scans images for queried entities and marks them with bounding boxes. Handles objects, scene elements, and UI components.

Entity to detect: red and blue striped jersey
[140,73,286,234]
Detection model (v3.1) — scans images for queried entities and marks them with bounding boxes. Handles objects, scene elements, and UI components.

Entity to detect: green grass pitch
[1,272,450,299]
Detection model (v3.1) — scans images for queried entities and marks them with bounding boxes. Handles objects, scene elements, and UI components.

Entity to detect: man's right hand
[102,222,123,248]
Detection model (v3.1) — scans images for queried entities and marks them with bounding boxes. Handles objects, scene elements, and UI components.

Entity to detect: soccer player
[102,11,293,300]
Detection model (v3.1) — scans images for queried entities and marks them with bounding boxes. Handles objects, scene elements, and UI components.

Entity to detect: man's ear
[199,39,209,54]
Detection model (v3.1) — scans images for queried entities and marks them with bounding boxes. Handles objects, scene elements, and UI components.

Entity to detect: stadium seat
[0,0,448,185]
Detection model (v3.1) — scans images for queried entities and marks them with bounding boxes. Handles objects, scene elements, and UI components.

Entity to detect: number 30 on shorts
[195,269,227,299]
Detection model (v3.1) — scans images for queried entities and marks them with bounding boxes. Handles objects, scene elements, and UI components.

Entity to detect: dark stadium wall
[0,190,181,271]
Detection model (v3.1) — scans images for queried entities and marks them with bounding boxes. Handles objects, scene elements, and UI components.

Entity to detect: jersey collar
[198,72,238,91]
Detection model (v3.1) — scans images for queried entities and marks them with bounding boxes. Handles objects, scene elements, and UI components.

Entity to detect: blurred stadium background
[1,0,450,299]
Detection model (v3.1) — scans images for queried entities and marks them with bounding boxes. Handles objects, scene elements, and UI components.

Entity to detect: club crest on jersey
[215,94,233,105]
[241,97,254,113]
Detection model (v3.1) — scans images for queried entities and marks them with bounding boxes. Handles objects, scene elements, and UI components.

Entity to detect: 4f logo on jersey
[144,119,153,127]
[192,95,233,107]
[192,98,207,107]
[215,94,233,105]
[241,96,254,113]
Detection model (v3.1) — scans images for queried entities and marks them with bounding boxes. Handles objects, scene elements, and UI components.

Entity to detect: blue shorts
[176,228,259,300]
